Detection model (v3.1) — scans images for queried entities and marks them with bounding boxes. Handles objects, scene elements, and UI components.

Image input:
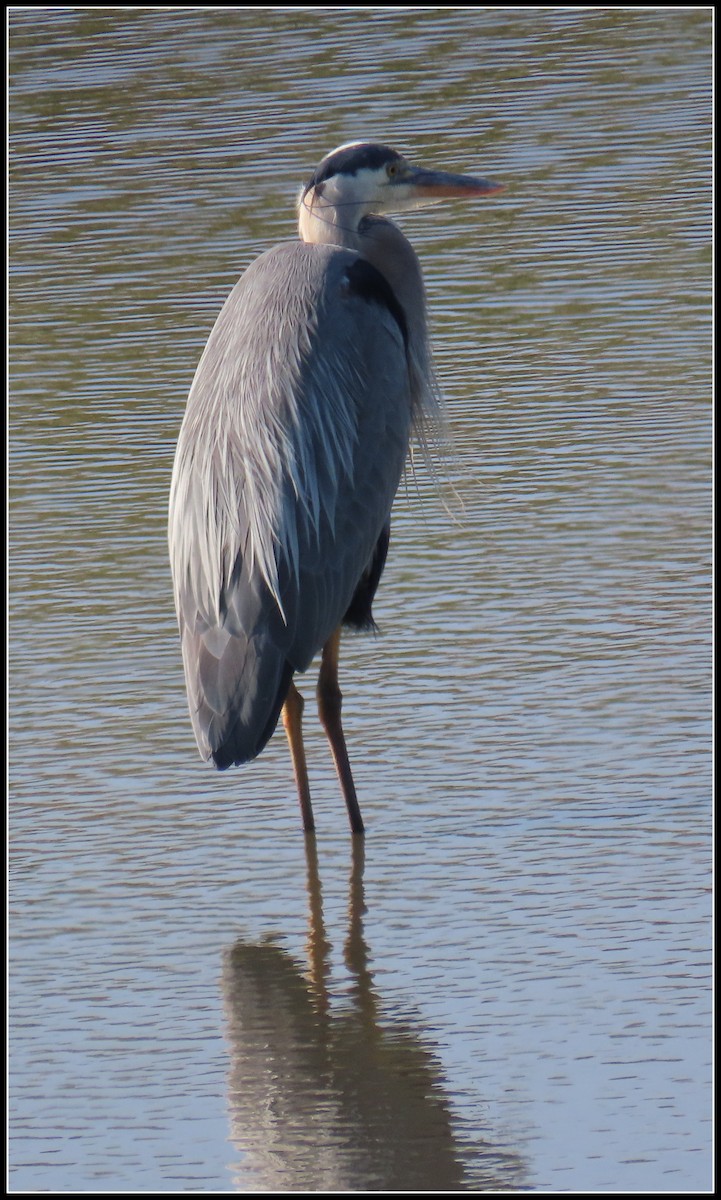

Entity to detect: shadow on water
[221,837,526,1192]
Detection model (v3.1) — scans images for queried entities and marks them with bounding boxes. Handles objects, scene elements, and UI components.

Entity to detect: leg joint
[282,679,304,728]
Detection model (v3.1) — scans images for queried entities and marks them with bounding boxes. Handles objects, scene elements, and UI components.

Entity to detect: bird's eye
[386,162,400,179]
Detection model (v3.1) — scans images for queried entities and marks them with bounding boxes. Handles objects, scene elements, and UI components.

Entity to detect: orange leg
[317,628,365,835]
[282,679,315,832]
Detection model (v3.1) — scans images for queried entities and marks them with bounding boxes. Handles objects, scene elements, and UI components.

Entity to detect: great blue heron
[169,141,502,835]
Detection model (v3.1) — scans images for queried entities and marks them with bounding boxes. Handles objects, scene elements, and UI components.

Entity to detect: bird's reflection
[222,837,524,1192]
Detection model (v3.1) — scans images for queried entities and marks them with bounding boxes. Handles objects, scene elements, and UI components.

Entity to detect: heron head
[299,141,503,233]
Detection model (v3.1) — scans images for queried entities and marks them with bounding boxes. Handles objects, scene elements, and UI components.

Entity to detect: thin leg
[317,628,365,836]
[282,679,315,832]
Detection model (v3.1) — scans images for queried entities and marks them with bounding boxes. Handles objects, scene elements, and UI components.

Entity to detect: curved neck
[299,200,425,341]
[298,199,434,422]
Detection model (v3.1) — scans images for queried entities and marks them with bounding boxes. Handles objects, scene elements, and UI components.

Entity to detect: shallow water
[9,7,711,1192]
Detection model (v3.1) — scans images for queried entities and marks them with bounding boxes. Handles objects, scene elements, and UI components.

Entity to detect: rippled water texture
[9,7,711,1192]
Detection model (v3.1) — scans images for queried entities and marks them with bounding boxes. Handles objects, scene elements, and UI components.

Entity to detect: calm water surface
[9,7,711,1193]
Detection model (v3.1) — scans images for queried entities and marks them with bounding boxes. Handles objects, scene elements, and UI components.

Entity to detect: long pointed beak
[403,165,504,200]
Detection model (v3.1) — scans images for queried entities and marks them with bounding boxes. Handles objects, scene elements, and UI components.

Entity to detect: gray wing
[168,240,412,768]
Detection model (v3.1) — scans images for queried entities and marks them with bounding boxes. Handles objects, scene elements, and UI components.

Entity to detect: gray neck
[298,199,436,424]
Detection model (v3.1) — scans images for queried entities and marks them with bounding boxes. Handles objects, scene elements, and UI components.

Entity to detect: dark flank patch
[305,143,403,194]
[343,258,408,352]
[344,524,390,631]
